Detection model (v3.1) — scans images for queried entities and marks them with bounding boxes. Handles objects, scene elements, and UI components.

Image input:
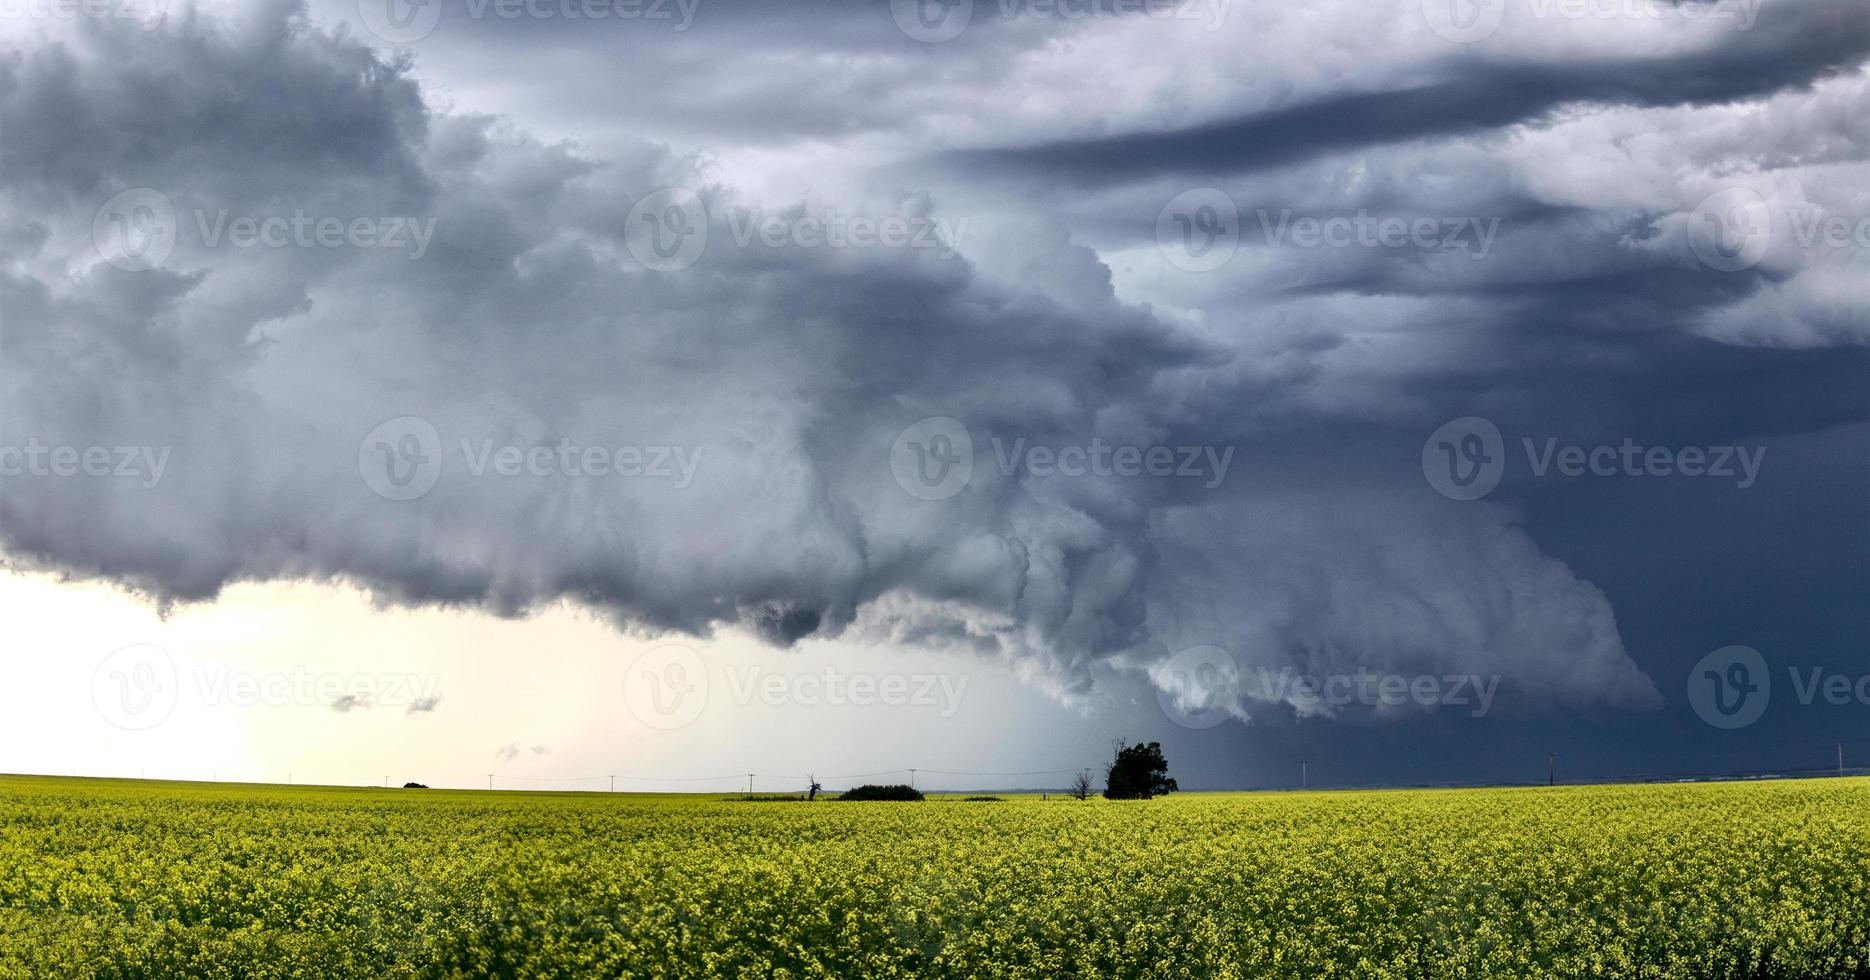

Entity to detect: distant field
[2,775,1867,977]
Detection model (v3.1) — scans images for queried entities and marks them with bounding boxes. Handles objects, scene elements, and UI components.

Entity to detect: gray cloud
[944,0,1869,185]
[7,0,1862,738]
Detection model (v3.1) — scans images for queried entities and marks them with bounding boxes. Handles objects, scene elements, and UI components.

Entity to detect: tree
[837,784,924,801]
[807,775,821,801]
[1068,769,1094,800]
[1103,740,1178,800]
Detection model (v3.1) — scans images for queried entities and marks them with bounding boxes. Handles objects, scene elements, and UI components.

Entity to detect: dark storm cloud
[943,0,1870,184]
[2,0,1861,740]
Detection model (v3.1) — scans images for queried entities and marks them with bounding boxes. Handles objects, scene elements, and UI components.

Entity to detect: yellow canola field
[1,775,1867,978]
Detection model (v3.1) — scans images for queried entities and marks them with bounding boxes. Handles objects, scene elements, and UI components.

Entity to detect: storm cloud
[2,0,1863,734]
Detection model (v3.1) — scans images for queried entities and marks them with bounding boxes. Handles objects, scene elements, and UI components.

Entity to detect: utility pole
[909,768,917,789]
[1301,762,1307,788]
[1547,753,1555,787]
[746,773,754,794]
[609,775,616,793]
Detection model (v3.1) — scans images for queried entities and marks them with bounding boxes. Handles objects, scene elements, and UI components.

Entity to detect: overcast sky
[0,0,1865,791]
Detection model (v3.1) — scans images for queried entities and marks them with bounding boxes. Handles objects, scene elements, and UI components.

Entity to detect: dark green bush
[836,784,924,801]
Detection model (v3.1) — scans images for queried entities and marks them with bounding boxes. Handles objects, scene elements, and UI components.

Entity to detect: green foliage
[835,784,924,801]
[1104,741,1178,800]
[1,775,1868,977]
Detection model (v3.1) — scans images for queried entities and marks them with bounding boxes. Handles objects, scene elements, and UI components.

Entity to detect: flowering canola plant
[0,775,1866,977]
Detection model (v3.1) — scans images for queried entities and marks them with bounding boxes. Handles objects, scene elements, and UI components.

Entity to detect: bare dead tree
[1069,769,1094,800]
